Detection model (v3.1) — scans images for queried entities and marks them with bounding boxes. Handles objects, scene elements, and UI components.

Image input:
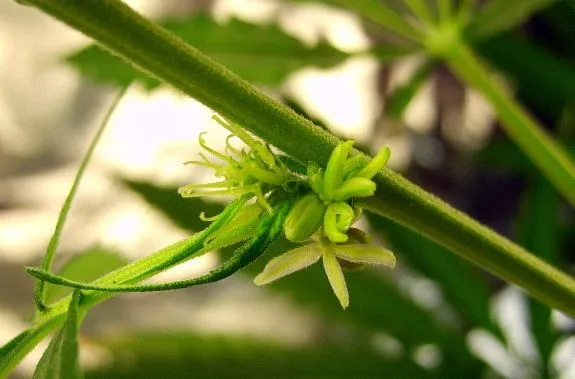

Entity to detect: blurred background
[0,0,574,377]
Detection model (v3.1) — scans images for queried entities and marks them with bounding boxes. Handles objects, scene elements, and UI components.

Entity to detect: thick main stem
[8,0,575,372]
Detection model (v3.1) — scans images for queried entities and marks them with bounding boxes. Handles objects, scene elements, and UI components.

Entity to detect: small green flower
[283,140,390,244]
[178,115,292,212]
[253,237,396,309]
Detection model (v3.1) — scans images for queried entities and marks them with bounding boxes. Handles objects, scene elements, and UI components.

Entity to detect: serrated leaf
[366,214,502,340]
[85,331,433,378]
[43,247,126,304]
[67,13,350,88]
[33,290,83,379]
[467,0,558,40]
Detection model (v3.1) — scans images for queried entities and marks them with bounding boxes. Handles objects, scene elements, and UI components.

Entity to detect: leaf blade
[33,290,83,379]
[44,247,127,304]
[68,14,349,88]
[467,0,558,40]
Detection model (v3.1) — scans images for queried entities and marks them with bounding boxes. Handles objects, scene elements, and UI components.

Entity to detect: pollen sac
[284,193,326,242]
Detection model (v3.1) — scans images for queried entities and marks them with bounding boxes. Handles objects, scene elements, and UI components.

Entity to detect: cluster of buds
[177,116,396,309]
[254,141,395,309]
[283,140,390,244]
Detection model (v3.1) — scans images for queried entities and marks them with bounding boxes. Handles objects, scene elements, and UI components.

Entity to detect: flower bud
[283,193,326,242]
[323,201,355,243]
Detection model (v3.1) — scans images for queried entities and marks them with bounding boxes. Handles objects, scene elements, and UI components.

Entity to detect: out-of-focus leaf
[477,34,575,119]
[44,247,127,304]
[467,0,557,40]
[85,332,432,378]
[367,214,502,340]
[370,44,419,61]
[33,290,83,379]
[386,60,434,121]
[293,0,422,42]
[516,176,560,374]
[121,178,223,232]
[120,179,482,375]
[68,13,350,88]
[474,139,535,173]
[474,139,575,173]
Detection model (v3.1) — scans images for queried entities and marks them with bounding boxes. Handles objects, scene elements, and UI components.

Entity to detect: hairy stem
[8,0,575,372]
[0,198,246,377]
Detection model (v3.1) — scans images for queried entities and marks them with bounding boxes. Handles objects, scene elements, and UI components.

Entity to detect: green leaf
[68,13,349,88]
[293,0,423,43]
[385,60,434,121]
[33,290,83,379]
[367,214,502,339]
[516,176,560,374]
[85,332,432,378]
[467,0,558,40]
[1,325,69,377]
[44,247,127,304]
[121,178,223,232]
[474,139,536,173]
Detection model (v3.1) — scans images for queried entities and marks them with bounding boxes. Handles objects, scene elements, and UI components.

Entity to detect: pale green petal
[332,177,376,200]
[334,244,396,267]
[253,243,321,285]
[356,146,390,179]
[322,246,349,309]
[323,140,354,199]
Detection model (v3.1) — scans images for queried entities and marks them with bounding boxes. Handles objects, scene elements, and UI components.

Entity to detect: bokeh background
[1,0,574,377]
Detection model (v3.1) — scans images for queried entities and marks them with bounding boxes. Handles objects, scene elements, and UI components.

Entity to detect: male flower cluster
[254,140,396,309]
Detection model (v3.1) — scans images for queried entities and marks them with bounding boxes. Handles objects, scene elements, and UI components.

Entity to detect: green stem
[34,87,127,311]
[0,197,246,377]
[356,174,575,318]
[445,42,575,207]
[9,0,575,372]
